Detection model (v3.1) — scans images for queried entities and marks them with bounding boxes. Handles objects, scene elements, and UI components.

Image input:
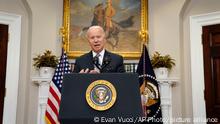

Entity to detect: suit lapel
[87,51,95,70]
[101,50,111,70]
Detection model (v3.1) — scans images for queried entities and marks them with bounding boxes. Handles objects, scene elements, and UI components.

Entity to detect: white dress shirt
[92,49,105,65]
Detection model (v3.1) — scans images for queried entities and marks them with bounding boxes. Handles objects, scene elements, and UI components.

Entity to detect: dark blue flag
[136,44,163,123]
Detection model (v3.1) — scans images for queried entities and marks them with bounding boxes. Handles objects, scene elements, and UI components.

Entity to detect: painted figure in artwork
[92,3,105,27]
[78,0,135,49]
[104,0,116,37]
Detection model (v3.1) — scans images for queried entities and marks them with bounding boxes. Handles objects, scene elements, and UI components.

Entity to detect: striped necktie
[94,53,101,69]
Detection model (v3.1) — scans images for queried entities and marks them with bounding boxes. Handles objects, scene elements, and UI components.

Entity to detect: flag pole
[139,0,148,116]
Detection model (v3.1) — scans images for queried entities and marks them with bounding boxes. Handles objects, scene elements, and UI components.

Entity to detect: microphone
[92,56,101,70]
[92,56,99,65]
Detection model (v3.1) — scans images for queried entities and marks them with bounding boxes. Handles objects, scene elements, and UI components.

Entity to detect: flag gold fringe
[45,116,52,124]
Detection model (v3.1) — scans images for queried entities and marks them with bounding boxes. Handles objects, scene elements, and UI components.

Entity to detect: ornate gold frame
[61,0,148,59]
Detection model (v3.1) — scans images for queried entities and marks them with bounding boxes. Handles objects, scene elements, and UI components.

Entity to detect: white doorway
[0,11,21,124]
[190,11,220,124]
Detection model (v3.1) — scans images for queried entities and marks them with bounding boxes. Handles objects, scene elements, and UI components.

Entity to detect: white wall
[148,0,186,120]
[27,0,63,75]
[1,0,220,123]
[27,0,63,124]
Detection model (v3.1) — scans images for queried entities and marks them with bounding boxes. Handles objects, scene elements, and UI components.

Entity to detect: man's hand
[79,68,100,73]
[89,69,100,73]
[79,68,89,73]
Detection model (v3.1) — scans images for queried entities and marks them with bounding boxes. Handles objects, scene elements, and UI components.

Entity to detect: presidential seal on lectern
[86,80,117,111]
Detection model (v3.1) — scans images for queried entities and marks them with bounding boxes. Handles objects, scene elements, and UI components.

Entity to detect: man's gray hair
[86,25,105,38]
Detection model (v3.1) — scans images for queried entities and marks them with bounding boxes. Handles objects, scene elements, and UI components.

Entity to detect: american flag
[45,49,71,124]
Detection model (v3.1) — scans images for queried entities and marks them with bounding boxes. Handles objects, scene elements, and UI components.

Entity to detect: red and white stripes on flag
[45,50,71,124]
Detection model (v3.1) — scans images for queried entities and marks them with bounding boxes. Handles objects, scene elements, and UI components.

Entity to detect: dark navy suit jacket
[73,50,125,73]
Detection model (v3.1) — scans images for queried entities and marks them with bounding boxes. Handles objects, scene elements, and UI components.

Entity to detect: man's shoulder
[75,52,91,61]
[106,50,123,59]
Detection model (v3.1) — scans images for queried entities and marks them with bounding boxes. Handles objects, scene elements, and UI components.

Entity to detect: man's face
[87,27,106,53]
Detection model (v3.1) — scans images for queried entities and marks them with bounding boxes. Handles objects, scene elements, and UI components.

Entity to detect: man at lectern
[73,25,125,73]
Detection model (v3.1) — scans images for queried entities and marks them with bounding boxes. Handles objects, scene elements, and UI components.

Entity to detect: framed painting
[61,0,148,59]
